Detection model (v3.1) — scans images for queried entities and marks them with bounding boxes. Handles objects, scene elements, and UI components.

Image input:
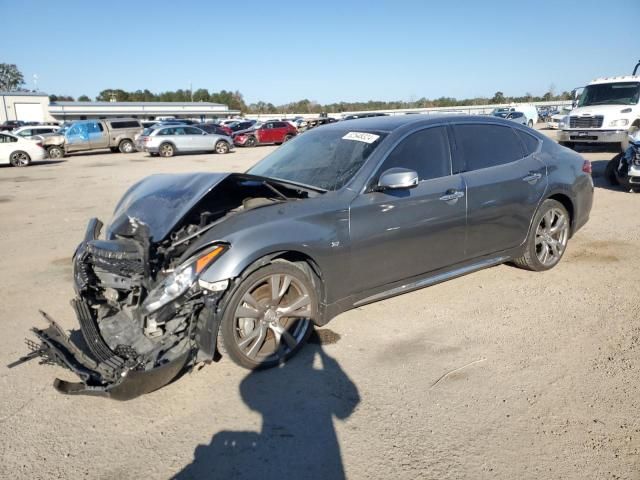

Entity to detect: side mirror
[377,168,419,191]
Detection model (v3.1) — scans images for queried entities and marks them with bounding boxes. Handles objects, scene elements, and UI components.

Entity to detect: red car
[233,121,297,147]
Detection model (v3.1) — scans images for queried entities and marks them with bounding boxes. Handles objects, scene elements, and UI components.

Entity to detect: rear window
[453,124,525,172]
[514,129,540,156]
[109,120,141,129]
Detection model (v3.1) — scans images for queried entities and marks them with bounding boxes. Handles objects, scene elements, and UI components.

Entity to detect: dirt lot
[0,128,638,479]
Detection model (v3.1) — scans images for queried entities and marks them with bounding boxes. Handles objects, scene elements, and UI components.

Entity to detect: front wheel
[219,262,317,370]
[605,154,622,185]
[47,145,64,159]
[214,140,230,154]
[244,136,257,147]
[10,151,31,167]
[513,199,570,271]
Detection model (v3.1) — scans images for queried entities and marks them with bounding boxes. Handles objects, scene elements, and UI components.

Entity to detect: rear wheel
[47,145,64,159]
[513,199,570,271]
[118,139,134,153]
[244,136,257,147]
[9,150,31,167]
[219,262,317,370]
[283,134,293,143]
[214,140,230,154]
[159,143,175,157]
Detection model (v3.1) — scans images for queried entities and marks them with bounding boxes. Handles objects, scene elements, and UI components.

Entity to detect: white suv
[13,125,60,141]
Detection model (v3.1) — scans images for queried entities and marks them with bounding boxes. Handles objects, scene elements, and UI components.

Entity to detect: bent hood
[107,172,230,241]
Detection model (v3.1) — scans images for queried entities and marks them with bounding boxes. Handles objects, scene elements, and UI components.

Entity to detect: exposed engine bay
[10,173,315,400]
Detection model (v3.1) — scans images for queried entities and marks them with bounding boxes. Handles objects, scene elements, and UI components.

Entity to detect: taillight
[36,141,43,147]
[582,160,592,174]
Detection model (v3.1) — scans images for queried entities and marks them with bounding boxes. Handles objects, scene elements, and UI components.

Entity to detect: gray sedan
[24,115,593,399]
[135,125,233,157]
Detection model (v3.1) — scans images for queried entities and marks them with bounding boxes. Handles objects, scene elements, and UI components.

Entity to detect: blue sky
[4,0,639,104]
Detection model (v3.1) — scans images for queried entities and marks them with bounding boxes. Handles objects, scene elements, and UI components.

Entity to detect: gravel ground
[0,128,638,479]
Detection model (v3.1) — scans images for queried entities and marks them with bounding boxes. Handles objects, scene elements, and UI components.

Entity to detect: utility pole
[190,82,193,102]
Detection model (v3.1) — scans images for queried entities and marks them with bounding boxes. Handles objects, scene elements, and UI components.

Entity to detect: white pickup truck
[559,64,640,151]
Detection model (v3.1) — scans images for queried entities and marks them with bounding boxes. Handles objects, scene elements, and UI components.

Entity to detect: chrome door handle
[439,191,465,202]
[522,172,543,183]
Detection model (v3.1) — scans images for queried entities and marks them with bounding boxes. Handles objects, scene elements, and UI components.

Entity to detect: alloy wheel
[535,208,569,266]
[10,151,30,167]
[233,273,312,363]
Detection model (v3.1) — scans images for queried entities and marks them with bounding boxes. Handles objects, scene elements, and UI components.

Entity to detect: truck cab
[559,75,640,151]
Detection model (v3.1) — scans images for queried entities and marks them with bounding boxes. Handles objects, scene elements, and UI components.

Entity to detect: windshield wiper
[262,180,290,201]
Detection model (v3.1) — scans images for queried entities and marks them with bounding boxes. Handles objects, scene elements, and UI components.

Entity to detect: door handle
[439,190,465,202]
[522,172,543,183]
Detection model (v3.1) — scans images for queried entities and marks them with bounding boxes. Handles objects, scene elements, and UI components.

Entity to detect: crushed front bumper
[19,309,190,400]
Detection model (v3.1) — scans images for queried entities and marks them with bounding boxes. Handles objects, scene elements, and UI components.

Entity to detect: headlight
[142,245,226,314]
[609,119,629,127]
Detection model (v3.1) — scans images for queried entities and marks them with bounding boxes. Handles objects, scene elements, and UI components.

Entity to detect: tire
[118,139,134,154]
[513,199,570,272]
[219,261,317,370]
[605,154,621,185]
[283,134,293,143]
[528,120,534,128]
[47,145,64,159]
[159,143,175,157]
[214,140,230,154]
[9,150,31,167]
[244,136,257,147]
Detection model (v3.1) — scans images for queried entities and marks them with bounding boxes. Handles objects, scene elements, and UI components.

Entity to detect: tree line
[1,63,571,115]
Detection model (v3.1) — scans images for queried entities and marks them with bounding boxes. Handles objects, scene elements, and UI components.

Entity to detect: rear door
[0,133,18,163]
[260,122,275,143]
[184,126,209,150]
[349,126,467,293]
[88,121,109,149]
[451,123,547,259]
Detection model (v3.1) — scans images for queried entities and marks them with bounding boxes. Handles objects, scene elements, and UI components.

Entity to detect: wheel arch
[159,140,177,151]
[546,192,575,234]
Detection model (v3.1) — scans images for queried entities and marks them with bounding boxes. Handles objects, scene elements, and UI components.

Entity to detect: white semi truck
[559,61,640,151]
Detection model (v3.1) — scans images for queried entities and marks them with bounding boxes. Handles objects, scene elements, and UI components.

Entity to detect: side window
[158,128,173,136]
[453,124,524,172]
[18,129,31,137]
[185,127,203,135]
[87,122,102,134]
[0,134,17,143]
[264,123,273,129]
[378,126,451,181]
[514,129,540,156]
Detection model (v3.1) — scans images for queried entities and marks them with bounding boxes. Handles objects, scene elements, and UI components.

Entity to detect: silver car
[136,125,233,157]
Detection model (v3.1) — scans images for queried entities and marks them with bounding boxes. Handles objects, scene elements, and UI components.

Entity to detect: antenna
[33,74,38,91]
[634,60,640,76]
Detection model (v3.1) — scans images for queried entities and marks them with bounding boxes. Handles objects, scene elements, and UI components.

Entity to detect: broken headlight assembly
[143,245,227,314]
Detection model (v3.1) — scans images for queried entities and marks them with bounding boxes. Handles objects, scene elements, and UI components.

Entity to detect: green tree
[0,63,25,91]
[77,95,91,102]
[491,91,505,104]
[192,88,210,102]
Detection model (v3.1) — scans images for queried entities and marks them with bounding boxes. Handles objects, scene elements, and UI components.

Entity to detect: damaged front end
[12,173,304,400]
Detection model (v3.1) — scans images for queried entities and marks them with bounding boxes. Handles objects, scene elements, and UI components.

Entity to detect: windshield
[578,82,640,106]
[247,128,387,191]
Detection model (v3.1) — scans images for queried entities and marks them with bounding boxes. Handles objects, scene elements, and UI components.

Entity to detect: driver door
[348,126,467,294]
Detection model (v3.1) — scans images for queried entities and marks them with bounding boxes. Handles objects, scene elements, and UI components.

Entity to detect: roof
[0,91,48,97]
[589,75,640,85]
[51,101,226,107]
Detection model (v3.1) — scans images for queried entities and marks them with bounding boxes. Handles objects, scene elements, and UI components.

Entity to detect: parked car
[22,115,593,399]
[141,121,159,129]
[0,132,47,167]
[493,111,527,125]
[42,118,143,158]
[135,125,233,157]
[233,121,297,147]
[198,123,233,137]
[13,125,60,141]
[158,119,198,126]
[546,108,572,130]
[490,105,539,127]
[0,120,25,132]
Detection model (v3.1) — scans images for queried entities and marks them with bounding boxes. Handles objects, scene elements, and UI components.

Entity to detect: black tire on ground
[118,139,134,153]
[47,145,64,159]
[159,143,175,157]
[605,154,622,185]
[283,134,293,143]
[528,120,534,128]
[245,136,257,147]
[9,150,31,167]
[219,261,317,370]
[512,199,570,272]
[214,140,230,154]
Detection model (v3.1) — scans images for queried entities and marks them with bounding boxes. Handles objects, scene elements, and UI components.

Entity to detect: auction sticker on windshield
[342,132,380,143]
